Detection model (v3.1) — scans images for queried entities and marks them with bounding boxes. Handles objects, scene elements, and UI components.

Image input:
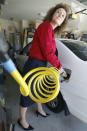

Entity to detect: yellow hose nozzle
[11,70,29,96]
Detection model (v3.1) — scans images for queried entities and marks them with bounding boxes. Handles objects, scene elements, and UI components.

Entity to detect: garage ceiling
[0,0,87,20]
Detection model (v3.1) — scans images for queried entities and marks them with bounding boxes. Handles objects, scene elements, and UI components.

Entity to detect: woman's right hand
[59,67,67,78]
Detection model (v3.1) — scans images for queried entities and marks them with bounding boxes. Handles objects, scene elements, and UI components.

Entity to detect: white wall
[64,13,87,33]
[66,16,80,31]
[79,14,87,32]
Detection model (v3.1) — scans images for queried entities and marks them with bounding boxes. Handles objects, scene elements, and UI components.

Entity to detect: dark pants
[20,58,47,107]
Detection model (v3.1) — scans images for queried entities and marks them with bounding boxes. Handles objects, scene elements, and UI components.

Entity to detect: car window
[61,40,87,61]
[81,34,87,42]
[82,34,87,38]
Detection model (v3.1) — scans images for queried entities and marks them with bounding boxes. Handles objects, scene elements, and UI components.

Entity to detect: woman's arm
[38,26,62,69]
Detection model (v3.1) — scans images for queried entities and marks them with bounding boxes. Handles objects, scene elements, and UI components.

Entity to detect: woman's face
[52,8,66,26]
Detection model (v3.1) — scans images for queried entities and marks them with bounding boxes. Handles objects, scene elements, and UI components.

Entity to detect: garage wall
[66,16,80,31]
[0,18,21,40]
[64,13,87,33]
[0,18,20,31]
[79,14,87,32]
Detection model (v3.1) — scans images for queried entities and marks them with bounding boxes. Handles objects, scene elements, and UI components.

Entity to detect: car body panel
[56,39,87,123]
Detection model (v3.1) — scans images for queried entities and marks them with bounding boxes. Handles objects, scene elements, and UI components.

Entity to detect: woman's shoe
[36,110,50,117]
[17,119,34,130]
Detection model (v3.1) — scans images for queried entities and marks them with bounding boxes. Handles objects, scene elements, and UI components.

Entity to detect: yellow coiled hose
[20,67,60,103]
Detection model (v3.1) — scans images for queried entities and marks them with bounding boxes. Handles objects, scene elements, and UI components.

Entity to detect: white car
[16,38,87,124]
[56,39,87,123]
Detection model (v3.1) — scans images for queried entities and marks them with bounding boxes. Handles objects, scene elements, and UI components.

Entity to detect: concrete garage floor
[1,74,87,131]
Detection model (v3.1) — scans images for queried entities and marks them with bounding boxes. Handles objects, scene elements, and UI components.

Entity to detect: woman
[18,3,70,130]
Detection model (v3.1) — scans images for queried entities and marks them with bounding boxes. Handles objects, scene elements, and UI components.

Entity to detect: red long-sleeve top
[29,21,62,69]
